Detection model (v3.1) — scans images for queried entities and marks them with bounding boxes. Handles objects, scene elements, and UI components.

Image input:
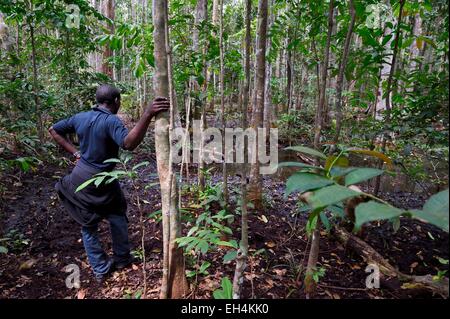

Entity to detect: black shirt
[52,106,128,171]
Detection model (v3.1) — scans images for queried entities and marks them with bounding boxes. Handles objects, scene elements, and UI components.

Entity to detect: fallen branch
[332,226,449,298]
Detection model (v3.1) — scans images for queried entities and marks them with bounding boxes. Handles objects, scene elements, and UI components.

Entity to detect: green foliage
[0,229,30,253]
[75,153,149,192]
[310,267,326,283]
[285,144,449,234]
[409,189,449,232]
[276,110,314,144]
[213,277,233,299]
[175,209,237,256]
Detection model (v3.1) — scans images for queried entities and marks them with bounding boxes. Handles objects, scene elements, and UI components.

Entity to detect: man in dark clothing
[49,84,169,282]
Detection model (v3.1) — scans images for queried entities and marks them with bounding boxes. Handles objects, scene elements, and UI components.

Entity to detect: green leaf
[145,53,155,67]
[286,173,334,196]
[216,240,237,249]
[309,185,361,209]
[134,62,144,78]
[277,162,323,170]
[0,246,8,254]
[103,158,121,164]
[354,201,404,232]
[110,36,122,50]
[132,161,150,171]
[329,167,356,178]
[320,212,331,232]
[197,240,209,254]
[75,178,96,192]
[285,146,327,160]
[328,204,345,219]
[213,277,233,299]
[199,261,211,273]
[306,210,320,236]
[223,250,237,263]
[325,155,349,171]
[344,168,384,186]
[410,189,449,232]
[94,176,106,187]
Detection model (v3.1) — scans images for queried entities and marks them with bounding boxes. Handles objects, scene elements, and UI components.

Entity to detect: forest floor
[0,118,448,299]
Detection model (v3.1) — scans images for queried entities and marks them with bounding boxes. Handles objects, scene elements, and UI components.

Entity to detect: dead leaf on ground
[77,289,86,299]
[273,268,287,277]
[19,259,37,271]
[265,241,276,248]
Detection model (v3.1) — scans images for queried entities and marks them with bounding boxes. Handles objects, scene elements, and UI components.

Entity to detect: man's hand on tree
[147,97,170,118]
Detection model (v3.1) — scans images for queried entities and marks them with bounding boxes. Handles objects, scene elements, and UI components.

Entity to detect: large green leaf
[309,185,361,209]
[354,201,404,232]
[213,277,233,299]
[410,189,449,232]
[75,178,96,192]
[286,173,334,196]
[325,155,349,171]
[223,250,237,263]
[285,146,327,160]
[344,168,384,186]
[277,162,323,170]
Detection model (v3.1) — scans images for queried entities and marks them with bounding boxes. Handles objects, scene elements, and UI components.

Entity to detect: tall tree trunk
[195,0,208,192]
[248,0,268,211]
[313,0,334,153]
[375,2,393,120]
[102,0,114,77]
[374,0,406,196]
[409,11,422,73]
[152,0,188,299]
[332,0,356,147]
[219,0,228,205]
[306,0,334,298]
[233,0,252,299]
[29,20,43,142]
[212,0,220,26]
[286,36,293,112]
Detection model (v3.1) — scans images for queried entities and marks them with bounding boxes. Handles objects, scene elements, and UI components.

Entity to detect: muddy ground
[0,144,448,299]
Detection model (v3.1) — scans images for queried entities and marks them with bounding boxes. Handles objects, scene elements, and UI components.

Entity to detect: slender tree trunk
[332,0,355,147]
[305,0,334,298]
[29,21,43,142]
[286,37,293,111]
[409,11,422,73]
[219,0,228,205]
[313,0,334,153]
[194,0,208,192]
[233,0,252,299]
[248,0,268,211]
[152,0,188,299]
[374,0,406,196]
[102,0,114,77]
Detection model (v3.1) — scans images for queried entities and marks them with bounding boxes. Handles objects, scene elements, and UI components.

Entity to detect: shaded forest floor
[0,115,448,299]
[1,154,448,299]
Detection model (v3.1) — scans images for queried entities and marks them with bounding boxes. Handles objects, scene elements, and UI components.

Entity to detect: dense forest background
[0,0,448,299]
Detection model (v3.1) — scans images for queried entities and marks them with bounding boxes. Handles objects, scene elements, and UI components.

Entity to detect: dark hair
[95,84,121,106]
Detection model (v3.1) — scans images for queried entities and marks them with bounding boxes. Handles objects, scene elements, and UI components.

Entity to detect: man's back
[52,107,128,171]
